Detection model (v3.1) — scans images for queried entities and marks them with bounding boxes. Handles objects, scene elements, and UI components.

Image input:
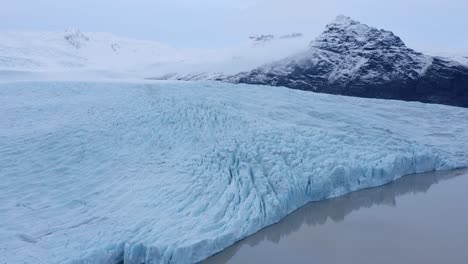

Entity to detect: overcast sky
[1,0,467,52]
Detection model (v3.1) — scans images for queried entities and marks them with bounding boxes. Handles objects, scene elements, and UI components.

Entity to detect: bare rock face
[233,15,468,107]
[64,29,90,49]
[280,33,303,39]
[249,34,275,43]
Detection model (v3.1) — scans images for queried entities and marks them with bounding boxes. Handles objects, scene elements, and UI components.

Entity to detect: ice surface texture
[1,81,467,263]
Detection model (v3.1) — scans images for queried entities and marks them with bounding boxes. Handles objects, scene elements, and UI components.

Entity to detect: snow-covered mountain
[2,16,467,107]
[232,15,468,107]
[0,29,181,73]
[0,29,308,79]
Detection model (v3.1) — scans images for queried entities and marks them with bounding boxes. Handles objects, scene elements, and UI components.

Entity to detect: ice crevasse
[0,81,467,263]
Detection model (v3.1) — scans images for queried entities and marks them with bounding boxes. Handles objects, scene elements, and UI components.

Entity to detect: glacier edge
[0,81,467,264]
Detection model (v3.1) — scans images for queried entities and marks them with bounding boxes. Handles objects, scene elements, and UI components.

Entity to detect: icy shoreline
[1,81,467,263]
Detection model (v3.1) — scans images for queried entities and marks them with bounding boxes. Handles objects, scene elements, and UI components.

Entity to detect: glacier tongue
[0,81,467,264]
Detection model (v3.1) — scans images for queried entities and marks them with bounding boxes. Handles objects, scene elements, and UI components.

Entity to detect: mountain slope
[0,29,181,72]
[232,15,468,107]
[0,30,308,79]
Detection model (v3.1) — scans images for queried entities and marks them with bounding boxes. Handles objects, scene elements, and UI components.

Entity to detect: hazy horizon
[1,0,467,53]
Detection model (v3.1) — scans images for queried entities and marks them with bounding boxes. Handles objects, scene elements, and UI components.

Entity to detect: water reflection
[202,169,467,264]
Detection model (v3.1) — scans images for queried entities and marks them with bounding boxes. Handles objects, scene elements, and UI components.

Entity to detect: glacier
[1,80,467,264]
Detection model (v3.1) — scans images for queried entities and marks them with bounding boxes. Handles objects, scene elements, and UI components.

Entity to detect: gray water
[203,169,468,264]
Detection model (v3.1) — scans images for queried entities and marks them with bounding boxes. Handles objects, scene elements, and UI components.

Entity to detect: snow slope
[1,81,467,264]
[0,30,308,79]
[450,55,468,66]
[429,52,468,67]
[0,30,180,72]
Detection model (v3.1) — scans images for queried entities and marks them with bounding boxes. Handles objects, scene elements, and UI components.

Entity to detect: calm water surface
[203,169,468,264]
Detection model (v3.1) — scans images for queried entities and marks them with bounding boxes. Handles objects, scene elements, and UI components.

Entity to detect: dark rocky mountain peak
[312,15,407,53]
[232,15,468,107]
